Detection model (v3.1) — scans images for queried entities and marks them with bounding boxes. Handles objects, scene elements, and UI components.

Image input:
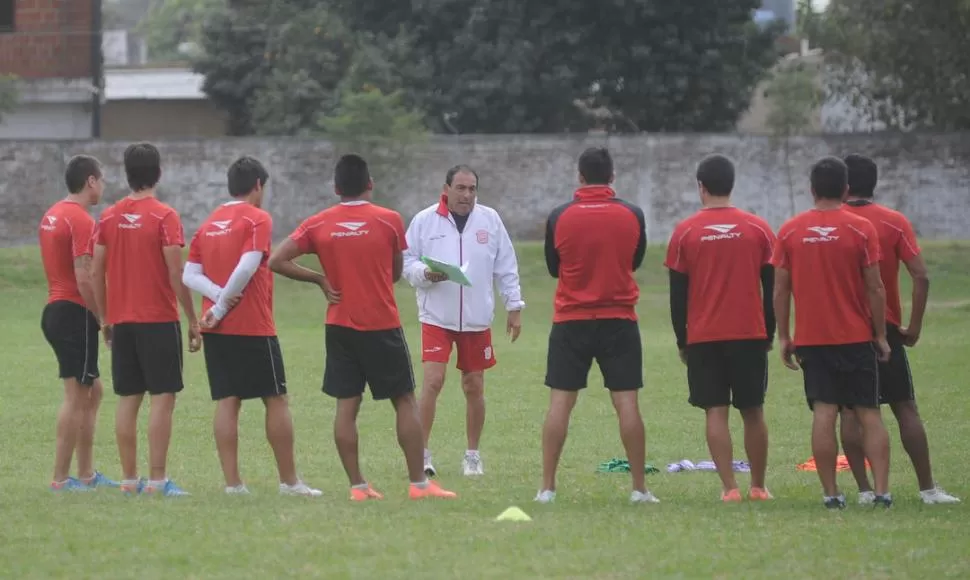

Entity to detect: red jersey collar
[573,185,616,201]
[436,194,450,216]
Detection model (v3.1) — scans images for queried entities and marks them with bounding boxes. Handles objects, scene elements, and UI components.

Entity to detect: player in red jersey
[665,154,776,502]
[39,155,118,491]
[91,143,200,497]
[838,154,959,504]
[772,156,892,509]
[182,157,322,497]
[268,154,456,501]
[536,147,657,505]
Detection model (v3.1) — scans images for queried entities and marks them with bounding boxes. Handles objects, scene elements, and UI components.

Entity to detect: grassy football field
[0,242,968,579]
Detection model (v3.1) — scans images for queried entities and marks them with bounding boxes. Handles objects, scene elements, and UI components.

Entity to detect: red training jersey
[842,200,920,327]
[188,201,275,336]
[289,200,407,331]
[544,186,647,323]
[93,196,184,325]
[771,208,881,346]
[665,207,776,344]
[39,199,95,307]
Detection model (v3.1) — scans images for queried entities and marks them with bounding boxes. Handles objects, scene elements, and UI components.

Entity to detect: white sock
[412,479,429,489]
[149,479,167,487]
[465,449,479,457]
[352,483,369,490]
[424,449,432,460]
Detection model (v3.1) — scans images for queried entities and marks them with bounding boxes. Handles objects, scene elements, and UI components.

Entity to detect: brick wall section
[0,0,94,79]
[1,133,969,246]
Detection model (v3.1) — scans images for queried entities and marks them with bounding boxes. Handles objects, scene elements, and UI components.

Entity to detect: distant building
[0,0,101,139]
[102,65,227,139]
[0,8,227,140]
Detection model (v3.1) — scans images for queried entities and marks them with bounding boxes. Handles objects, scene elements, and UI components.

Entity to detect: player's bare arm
[91,244,111,346]
[162,245,201,353]
[73,254,101,322]
[863,264,890,361]
[900,254,930,346]
[268,238,341,303]
[772,267,798,370]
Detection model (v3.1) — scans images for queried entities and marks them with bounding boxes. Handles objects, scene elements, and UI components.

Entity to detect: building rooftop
[103,67,207,101]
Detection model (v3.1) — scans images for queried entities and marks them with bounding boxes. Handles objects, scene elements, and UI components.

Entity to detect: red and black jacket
[544,186,647,323]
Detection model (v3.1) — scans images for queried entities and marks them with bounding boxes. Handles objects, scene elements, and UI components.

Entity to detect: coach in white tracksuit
[403,165,525,478]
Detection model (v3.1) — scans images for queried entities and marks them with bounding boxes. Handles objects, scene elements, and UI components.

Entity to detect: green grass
[1,243,969,579]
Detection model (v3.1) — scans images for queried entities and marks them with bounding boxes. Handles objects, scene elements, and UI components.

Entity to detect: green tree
[577,0,783,132]
[318,87,427,141]
[196,0,427,136]
[0,74,18,122]
[199,0,782,134]
[764,60,824,215]
[337,0,782,133]
[137,0,223,63]
[194,1,274,135]
[814,0,970,130]
[247,7,355,136]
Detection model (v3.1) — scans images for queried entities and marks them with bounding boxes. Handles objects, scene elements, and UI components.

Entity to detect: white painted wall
[0,103,92,139]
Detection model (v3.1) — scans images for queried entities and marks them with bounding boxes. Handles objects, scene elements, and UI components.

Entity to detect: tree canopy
[812,0,970,131]
[195,0,785,135]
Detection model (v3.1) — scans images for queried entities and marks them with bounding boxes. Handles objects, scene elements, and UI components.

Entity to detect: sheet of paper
[420,256,472,287]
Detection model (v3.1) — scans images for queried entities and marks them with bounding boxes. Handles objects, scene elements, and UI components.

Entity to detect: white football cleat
[534,490,556,504]
[920,487,961,504]
[279,481,322,497]
[630,490,660,504]
[462,453,484,476]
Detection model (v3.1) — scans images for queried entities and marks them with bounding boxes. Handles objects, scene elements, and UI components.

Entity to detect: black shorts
[796,342,879,410]
[686,339,768,410]
[203,333,287,401]
[880,325,915,404]
[111,322,184,397]
[323,325,416,401]
[40,300,100,386]
[544,319,643,391]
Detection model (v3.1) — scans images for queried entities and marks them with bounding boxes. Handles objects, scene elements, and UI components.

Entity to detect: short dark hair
[578,147,613,185]
[810,156,848,200]
[123,143,161,192]
[334,154,371,198]
[445,164,478,187]
[64,155,102,194]
[227,156,269,197]
[844,154,878,198]
[696,154,735,196]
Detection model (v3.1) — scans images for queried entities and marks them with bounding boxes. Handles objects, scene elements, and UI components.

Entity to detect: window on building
[0,0,13,32]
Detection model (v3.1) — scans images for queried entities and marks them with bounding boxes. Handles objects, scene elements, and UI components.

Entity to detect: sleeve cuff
[210,303,228,320]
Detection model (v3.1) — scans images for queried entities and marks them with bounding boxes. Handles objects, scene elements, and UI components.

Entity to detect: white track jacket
[403,198,525,332]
